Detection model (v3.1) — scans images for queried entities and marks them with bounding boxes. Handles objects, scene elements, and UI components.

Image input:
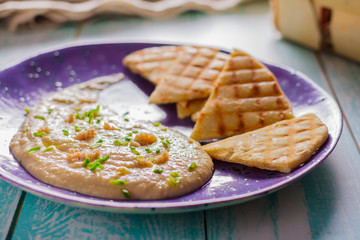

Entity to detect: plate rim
[0,41,343,213]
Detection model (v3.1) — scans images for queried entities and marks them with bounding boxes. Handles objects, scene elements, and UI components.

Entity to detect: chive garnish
[145,148,152,153]
[97,139,103,143]
[23,126,29,133]
[170,172,180,177]
[159,136,164,140]
[88,113,94,123]
[162,141,169,148]
[48,109,53,114]
[110,179,127,185]
[169,176,181,187]
[132,130,138,134]
[124,118,129,122]
[89,156,108,170]
[34,115,45,120]
[33,132,46,137]
[122,189,130,198]
[127,132,132,136]
[75,107,81,111]
[43,146,54,152]
[90,143,102,149]
[114,140,128,146]
[24,108,30,115]
[74,126,81,132]
[129,146,140,155]
[62,129,69,136]
[188,162,197,171]
[123,112,129,116]
[124,137,131,142]
[161,127,167,131]
[75,113,85,120]
[135,156,145,159]
[96,119,101,124]
[99,155,109,163]
[89,162,102,171]
[153,122,161,127]
[148,158,155,162]
[82,157,90,168]
[156,149,160,154]
[27,146,41,153]
[153,166,163,174]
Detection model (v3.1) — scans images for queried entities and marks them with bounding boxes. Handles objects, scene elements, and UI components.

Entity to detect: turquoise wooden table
[1,1,360,239]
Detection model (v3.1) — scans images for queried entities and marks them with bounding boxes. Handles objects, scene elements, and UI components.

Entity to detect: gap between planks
[5,191,26,240]
[314,52,360,153]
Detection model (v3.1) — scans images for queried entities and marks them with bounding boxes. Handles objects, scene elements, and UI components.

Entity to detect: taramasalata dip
[10,73,213,200]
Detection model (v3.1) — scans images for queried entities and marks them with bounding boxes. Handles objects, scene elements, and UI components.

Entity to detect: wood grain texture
[0,181,22,240]
[320,53,360,147]
[12,194,205,240]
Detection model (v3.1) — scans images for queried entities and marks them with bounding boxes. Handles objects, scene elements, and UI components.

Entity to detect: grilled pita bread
[176,98,207,119]
[191,49,294,141]
[149,46,229,104]
[202,113,328,173]
[123,46,182,85]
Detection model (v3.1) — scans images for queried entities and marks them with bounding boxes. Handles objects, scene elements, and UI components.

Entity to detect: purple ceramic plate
[0,42,342,213]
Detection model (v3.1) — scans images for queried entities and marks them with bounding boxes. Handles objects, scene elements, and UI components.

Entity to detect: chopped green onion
[148,158,155,162]
[99,155,109,163]
[33,132,46,137]
[161,127,168,131]
[90,143,102,149]
[97,139,103,143]
[75,113,85,120]
[89,162,102,171]
[124,118,129,122]
[135,156,145,160]
[74,126,81,132]
[153,166,163,174]
[159,136,164,140]
[96,119,101,124]
[114,140,128,146]
[75,107,81,111]
[48,109,53,114]
[34,115,45,120]
[88,113,94,123]
[153,122,161,127]
[23,126,29,133]
[123,112,129,116]
[188,162,197,171]
[156,149,160,154]
[82,157,90,168]
[98,165,104,170]
[169,176,181,187]
[145,148,152,153]
[27,146,41,153]
[43,146,54,152]
[127,132,132,136]
[129,146,140,155]
[124,137,131,142]
[24,108,30,115]
[132,130,138,134]
[62,130,69,136]
[162,141,169,148]
[110,179,127,185]
[170,172,180,177]
[96,105,100,112]
[122,189,130,198]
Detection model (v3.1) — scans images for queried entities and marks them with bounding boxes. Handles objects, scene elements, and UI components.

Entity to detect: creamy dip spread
[10,73,214,200]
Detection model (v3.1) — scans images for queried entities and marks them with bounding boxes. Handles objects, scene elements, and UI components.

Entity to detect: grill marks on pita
[191,49,294,141]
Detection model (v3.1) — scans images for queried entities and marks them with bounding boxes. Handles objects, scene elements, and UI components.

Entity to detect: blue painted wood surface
[1,1,360,239]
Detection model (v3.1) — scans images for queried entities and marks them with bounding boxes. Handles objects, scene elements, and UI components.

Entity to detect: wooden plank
[319,53,360,147]
[0,182,22,240]
[0,24,77,239]
[13,193,205,240]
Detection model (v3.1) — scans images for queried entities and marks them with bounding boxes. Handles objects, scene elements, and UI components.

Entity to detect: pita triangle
[149,46,229,104]
[123,46,182,85]
[202,113,328,173]
[191,49,294,141]
[176,98,207,119]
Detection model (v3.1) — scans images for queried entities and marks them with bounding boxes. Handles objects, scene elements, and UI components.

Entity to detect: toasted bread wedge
[191,49,293,141]
[149,46,229,104]
[123,46,182,85]
[202,113,328,173]
[176,98,207,119]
